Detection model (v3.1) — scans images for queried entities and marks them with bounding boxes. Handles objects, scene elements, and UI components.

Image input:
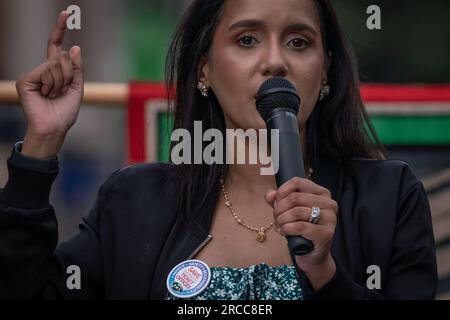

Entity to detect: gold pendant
[256,229,266,242]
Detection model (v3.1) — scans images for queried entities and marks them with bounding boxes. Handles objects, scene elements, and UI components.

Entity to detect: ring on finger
[309,207,321,224]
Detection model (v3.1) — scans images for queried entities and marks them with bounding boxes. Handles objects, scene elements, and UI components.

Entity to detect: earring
[319,83,330,101]
[197,82,209,97]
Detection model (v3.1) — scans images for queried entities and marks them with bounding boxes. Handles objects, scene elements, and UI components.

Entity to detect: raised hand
[15,11,84,159]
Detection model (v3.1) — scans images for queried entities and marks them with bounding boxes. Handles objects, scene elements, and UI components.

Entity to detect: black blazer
[0,142,438,299]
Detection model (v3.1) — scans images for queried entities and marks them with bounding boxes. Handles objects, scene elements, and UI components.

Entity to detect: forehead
[219,0,322,30]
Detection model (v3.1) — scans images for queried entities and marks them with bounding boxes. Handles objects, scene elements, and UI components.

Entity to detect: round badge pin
[166,259,211,299]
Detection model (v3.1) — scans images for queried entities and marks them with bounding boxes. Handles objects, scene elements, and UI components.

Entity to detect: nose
[260,39,288,77]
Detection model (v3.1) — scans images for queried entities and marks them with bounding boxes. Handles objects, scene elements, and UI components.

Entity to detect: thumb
[69,46,83,88]
[264,189,277,208]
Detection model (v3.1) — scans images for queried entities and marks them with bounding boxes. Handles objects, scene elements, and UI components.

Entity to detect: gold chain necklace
[219,168,314,243]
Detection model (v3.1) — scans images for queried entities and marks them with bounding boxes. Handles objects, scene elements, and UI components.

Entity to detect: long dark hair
[165,0,386,222]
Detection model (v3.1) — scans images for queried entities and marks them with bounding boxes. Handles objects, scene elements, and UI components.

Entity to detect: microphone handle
[267,110,314,256]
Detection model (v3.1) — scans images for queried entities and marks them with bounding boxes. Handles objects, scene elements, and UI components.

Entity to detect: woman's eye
[238,36,258,47]
[288,38,308,49]
[237,35,307,48]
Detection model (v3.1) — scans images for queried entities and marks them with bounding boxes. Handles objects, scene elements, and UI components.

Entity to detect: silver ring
[309,207,321,224]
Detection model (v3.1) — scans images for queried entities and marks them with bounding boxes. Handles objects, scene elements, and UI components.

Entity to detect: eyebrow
[228,19,319,37]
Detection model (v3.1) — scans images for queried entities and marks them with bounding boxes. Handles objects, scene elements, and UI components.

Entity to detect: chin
[247,120,266,131]
[255,119,267,130]
[231,119,265,131]
[227,108,266,130]
[250,109,267,129]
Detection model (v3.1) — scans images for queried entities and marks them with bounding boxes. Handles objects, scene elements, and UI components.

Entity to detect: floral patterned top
[168,263,303,300]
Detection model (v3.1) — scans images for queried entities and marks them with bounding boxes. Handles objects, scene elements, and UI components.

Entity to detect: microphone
[256,77,314,256]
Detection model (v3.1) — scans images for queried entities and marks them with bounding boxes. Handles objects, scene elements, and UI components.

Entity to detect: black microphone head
[256,77,300,122]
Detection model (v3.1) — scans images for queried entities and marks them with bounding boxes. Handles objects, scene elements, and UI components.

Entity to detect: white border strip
[366,102,450,115]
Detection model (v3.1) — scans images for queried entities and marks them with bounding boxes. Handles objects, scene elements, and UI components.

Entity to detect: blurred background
[0,0,449,298]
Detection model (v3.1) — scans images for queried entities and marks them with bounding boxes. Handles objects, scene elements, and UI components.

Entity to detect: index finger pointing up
[47,11,70,59]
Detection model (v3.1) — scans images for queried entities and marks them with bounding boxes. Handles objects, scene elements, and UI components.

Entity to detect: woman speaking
[0,0,437,299]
